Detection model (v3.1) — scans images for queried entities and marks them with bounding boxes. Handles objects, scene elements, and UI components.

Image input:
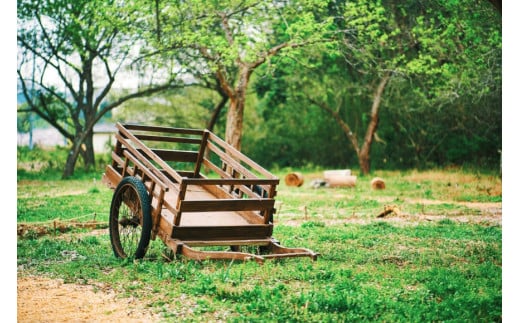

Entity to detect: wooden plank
[173,239,272,247]
[111,151,124,167]
[138,149,198,163]
[102,166,122,189]
[206,141,258,179]
[122,123,205,136]
[193,130,210,177]
[201,159,277,197]
[183,178,279,186]
[180,199,275,213]
[171,225,273,241]
[134,134,202,145]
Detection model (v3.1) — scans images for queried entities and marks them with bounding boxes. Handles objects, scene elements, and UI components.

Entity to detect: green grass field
[17,158,502,322]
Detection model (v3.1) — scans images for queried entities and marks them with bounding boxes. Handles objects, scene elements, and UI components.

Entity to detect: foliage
[249,0,501,172]
[139,0,336,149]
[17,0,180,178]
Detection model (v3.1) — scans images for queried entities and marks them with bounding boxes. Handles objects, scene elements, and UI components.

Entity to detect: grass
[16,149,502,322]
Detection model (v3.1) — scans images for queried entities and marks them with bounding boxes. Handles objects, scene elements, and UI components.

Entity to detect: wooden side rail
[115,134,176,188]
[179,199,275,213]
[182,178,278,186]
[122,150,170,192]
[122,123,205,136]
[207,132,277,179]
[137,148,199,163]
[133,134,202,145]
[116,124,185,184]
[205,141,263,180]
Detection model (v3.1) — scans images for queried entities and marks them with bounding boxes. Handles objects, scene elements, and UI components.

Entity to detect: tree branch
[306,95,360,155]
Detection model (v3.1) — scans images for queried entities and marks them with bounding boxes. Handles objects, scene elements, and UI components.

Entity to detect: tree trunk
[81,130,96,171]
[356,73,390,175]
[358,150,371,175]
[63,126,95,178]
[224,67,251,150]
[206,94,228,132]
[62,140,83,179]
[225,96,244,150]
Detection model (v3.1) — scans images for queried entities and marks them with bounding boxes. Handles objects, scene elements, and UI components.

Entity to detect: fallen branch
[17,220,108,238]
[376,205,401,218]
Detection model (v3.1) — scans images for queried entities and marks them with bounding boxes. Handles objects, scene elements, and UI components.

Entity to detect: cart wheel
[109,176,152,259]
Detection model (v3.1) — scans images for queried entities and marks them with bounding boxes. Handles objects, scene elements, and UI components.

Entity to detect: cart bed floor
[159,184,252,227]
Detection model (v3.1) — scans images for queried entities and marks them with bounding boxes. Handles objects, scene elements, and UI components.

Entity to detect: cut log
[284,172,304,187]
[371,177,386,190]
[323,169,356,188]
[325,175,357,188]
[323,169,351,178]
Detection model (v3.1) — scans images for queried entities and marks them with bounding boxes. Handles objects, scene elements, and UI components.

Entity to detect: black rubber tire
[109,176,152,259]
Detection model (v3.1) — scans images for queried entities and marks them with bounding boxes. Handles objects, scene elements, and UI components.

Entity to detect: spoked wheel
[109,176,152,259]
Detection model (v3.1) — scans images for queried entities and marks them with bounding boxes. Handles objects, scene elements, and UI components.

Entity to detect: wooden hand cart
[102,123,318,264]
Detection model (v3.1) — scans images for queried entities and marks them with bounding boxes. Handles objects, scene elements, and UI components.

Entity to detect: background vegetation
[17,0,502,176]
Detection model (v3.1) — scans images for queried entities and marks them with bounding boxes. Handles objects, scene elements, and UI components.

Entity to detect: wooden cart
[102,123,318,264]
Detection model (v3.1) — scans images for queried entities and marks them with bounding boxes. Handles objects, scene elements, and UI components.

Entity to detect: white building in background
[17,123,116,153]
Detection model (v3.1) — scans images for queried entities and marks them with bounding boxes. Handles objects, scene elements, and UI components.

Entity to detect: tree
[17,0,180,178]
[149,0,334,150]
[257,0,501,174]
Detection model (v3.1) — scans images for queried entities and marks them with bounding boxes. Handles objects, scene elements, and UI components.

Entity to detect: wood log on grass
[371,177,386,190]
[284,172,304,187]
[323,170,356,188]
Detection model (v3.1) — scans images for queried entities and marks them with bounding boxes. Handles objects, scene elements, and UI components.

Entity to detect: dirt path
[17,275,162,323]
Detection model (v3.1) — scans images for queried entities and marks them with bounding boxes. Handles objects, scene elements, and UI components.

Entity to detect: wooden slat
[139,149,199,163]
[200,160,276,198]
[111,151,124,167]
[180,199,275,213]
[134,134,203,145]
[122,123,205,136]
[193,130,210,177]
[171,225,273,241]
[183,178,279,186]
[201,182,259,201]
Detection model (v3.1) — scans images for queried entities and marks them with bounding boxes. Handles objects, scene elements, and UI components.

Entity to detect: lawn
[17,166,502,322]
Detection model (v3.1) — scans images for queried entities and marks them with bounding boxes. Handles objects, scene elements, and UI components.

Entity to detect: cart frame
[102,123,318,264]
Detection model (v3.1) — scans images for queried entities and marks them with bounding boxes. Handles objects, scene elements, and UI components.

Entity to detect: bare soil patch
[17,275,162,323]
[279,201,502,227]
